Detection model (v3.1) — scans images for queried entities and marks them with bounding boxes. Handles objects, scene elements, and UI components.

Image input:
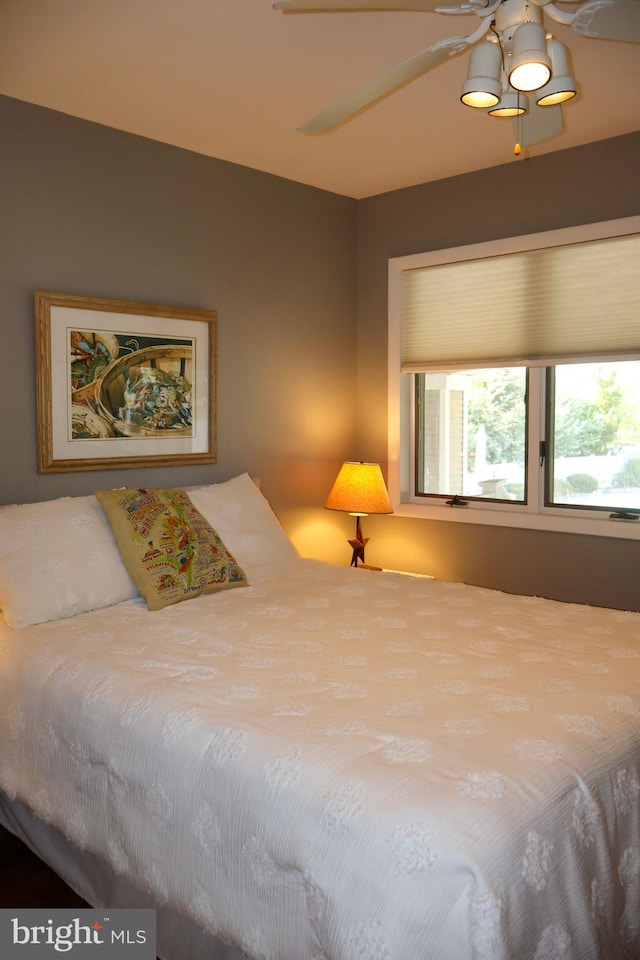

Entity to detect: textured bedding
[1,557,639,960]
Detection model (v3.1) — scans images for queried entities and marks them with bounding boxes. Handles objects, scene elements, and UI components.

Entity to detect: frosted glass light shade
[508,22,551,92]
[461,41,502,108]
[537,39,577,105]
[489,89,528,117]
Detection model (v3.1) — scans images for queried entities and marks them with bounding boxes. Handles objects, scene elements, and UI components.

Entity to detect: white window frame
[388,216,640,541]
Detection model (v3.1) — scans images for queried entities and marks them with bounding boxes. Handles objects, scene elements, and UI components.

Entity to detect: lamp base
[348,516,369,567]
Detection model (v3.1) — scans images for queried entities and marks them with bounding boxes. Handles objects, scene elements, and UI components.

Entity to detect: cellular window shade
[401,231,640,372]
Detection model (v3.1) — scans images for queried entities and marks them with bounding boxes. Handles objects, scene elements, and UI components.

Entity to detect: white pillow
[188,473,299,578]
[0,495,138,630]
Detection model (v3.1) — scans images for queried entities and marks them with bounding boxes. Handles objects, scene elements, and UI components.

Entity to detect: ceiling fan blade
[298,34,475,133]
[274,1,451,11]
[571,0,640,43]
[513,103,564,147]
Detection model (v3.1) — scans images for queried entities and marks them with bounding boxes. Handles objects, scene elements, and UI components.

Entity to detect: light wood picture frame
[35,290,217,473]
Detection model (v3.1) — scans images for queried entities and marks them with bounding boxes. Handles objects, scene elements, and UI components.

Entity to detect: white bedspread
[1,559,639,960]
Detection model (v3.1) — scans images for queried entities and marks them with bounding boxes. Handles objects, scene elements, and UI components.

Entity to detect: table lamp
[324,461,393,567]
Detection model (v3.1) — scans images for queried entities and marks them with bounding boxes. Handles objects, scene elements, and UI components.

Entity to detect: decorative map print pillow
[95,487,248,610]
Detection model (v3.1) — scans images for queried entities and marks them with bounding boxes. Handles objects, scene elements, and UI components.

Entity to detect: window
[415,367,528,502]
[388,217,640,540]
[546,361,640,513]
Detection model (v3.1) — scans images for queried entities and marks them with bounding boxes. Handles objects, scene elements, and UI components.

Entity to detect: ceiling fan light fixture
[508,22,552,92]
[536,39,577,105]
[460,40,502,109]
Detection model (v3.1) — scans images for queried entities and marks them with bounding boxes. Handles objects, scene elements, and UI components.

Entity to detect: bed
[0,472,639,960]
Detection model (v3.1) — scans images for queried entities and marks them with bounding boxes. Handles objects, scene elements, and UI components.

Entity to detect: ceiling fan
[274,0,640,150]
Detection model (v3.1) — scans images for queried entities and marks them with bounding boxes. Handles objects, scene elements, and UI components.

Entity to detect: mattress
[1,557,639,960]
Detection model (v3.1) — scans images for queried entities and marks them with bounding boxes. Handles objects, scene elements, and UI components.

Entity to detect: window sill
[392,499,640,540]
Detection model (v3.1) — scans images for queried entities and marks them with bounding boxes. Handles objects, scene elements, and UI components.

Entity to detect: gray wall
[0,95,357,520]
[1,93,638,609]
[356,131,640,610]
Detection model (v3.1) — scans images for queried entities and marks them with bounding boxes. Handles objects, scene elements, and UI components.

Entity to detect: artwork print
[69,330,194,440]
[35,291,216,473]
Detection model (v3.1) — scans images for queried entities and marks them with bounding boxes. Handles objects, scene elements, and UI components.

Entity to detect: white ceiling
[1,0,639,198]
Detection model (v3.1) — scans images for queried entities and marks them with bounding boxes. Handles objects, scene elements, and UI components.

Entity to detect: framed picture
[35,290,217,473]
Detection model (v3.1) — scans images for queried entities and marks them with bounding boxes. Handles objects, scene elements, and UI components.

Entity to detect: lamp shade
[325,462,393,516]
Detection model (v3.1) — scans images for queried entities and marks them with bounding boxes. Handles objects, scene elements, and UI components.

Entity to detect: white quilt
[1,558,639,960]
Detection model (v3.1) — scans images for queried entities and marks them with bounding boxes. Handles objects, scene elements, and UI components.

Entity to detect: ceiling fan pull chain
[514,93,523,155]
